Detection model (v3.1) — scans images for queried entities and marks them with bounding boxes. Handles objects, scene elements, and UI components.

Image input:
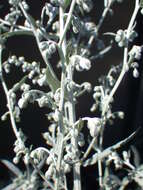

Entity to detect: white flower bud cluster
[37,74,47,86]
[70,55,91,72]
[107,152,123,170]
[115,29,137,47]
[81,82,92,92]
[21,1,29,10]
[122,151,130,163]
[93,86,103,102]
[64,144,78,164]
[128,45,143,78]
[91,86,103,112]
[85,22,96,33]
[18,90,49,109]
[86,117,102,137]
[45,164,55,179]
[141,8,143,15]
[3,55,17,73]
[45,3,58,25]
[72,16,82,34]
[1,112,9,121]
[9,90,17,105]
[13,106,21,122]
[20,83,30,92]
[76,0,93,13]
[36,96,49,107]
[13,131,27,164]
[39,41,57,58]
[71,16,97,37]
[129,45,143,61]
[45,151,71,177]
[3,63,11,73]
[129,61,140,78]
[54,88,61,104]
[19,176,38,190]
[3,56,41,83]
[107,111,124,125]
[66,81,90,102]
[48,109,60,122]
[52,21,60,33]
[8,0,20,6]
[132,68,139,78]
[63,162,71,174]
[30,149,46,164]
[42,132,53,146]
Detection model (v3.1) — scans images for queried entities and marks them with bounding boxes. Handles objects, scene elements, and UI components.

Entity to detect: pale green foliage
[0,0,143,190]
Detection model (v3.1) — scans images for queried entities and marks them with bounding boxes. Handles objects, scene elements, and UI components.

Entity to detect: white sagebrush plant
[0,0,143,189]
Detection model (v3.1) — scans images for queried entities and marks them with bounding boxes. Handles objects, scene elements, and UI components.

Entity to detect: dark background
[0,0,143,189]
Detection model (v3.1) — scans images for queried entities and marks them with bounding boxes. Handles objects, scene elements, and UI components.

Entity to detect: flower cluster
[70,55,91,72]
[115,29,138,47]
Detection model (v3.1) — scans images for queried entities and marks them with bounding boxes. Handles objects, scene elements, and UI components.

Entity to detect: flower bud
[87,117,102,137]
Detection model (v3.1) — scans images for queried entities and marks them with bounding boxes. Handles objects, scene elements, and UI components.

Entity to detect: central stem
[55,5,67,190]
[67,64,81,190]
[58,1,81,189]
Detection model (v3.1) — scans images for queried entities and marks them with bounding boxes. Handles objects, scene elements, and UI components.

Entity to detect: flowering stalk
[19,2,60,93]
[54,4,66,190]
[0,45,20,140]
[58,0,76,47]
[102,0,140,116]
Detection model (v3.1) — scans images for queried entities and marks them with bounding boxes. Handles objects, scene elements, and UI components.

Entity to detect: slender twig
[98,150,103,188]
[82,136,97,161]
[90,43,112,60]
[96,0,114,32]
[82,0,114,56]
[96,2,140,186]
[30,159,54,190]
[58,0,76,47]
[0,46,20,140]
[0,159,22,177]
[32,147,56,166]
[83,0,139,157]
[102,0,140,116]
[41,6,46,26]
[0,18,31,30]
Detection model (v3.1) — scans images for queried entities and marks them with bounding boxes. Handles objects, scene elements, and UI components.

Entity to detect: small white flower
[37,96,48,107]
[63,163,71,174]
[45,165,54,179]
[85,117,102,137]
[53,109,59,122]
[48,42,57,54]
[70,55,91,72]
[18,98,27,109]
[133,68,139,78]
[129,45,143,60]
[39,41,48,51]
[20,83,30,91]
[37,75,47,86]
